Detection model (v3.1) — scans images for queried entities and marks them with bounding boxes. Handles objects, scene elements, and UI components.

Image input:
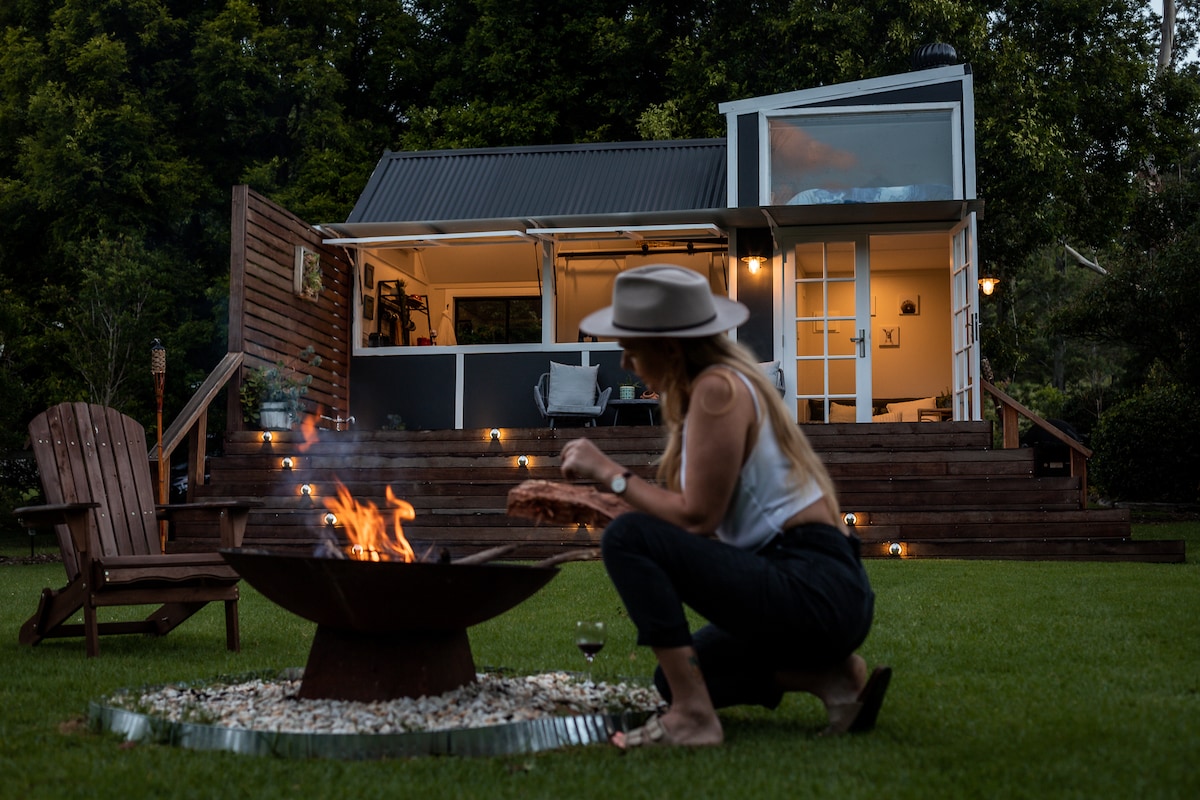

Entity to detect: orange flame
[323,481,416,562]
[298,407,321,453]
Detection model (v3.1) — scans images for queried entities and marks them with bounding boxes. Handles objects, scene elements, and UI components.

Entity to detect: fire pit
[220,548,558,702]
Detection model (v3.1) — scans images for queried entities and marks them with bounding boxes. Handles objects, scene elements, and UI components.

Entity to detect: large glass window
[453,296,542,344]
[767,106,959,206]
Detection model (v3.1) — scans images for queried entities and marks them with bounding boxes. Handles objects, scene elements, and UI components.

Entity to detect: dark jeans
[600,512,875,709]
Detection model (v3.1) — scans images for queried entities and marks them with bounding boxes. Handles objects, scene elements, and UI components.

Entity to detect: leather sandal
[821,665,892,736]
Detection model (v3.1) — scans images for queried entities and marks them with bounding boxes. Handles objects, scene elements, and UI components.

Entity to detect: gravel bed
[103,672,665,735]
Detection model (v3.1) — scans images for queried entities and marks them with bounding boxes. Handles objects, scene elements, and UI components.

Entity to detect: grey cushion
[547,362,600,413]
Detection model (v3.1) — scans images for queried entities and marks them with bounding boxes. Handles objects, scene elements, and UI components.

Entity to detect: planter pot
[619,386,636,400]
[259,402,293,431]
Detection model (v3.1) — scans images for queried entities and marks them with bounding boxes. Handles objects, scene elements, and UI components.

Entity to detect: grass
[0,523,1197,800]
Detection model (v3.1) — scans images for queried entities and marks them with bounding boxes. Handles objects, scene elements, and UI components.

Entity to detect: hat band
[611,310,718,333]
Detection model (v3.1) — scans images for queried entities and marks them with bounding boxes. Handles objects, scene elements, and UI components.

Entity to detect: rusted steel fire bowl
[220,548,559,702]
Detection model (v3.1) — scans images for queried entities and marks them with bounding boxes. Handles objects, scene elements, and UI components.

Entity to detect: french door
[781,234,873,422]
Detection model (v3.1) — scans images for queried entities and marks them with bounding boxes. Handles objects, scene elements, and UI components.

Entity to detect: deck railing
[981,379,1091,507]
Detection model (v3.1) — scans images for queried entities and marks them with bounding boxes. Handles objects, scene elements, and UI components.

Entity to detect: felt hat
[579,264,749,339]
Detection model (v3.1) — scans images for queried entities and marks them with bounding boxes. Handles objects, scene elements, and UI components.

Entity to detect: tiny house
[249,57,984,431]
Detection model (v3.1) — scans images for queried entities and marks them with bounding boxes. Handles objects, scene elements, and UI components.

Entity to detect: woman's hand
[559,438,620,484]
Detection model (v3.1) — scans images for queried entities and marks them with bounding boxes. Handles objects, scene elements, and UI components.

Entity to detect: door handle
[849,329,866,358]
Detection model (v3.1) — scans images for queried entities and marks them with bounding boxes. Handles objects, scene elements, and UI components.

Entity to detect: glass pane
[829,359,856,395]
[826,242,855,279]
[796,360,825,395]
[794,242,824,280]
[455,297,541,344]
[768,109,955,205]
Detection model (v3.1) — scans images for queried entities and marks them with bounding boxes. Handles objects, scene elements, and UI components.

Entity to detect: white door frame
[780,232,873,422]
[949,213,982,420]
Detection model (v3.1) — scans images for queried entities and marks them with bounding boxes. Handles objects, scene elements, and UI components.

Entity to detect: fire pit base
[299,626,476,701]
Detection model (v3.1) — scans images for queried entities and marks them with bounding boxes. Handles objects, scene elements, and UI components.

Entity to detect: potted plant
[240,346,322,430]
[619,373,640,401]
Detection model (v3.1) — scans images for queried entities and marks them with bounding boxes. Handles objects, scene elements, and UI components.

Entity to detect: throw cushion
[829,401,857,423]
[886,396,938,422]
[547,362,600,413]
[872,411,903,423]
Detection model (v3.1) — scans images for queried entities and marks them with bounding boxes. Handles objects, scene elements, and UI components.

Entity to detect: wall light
[842,511,858,527]
[978,276,1000,296]
[490,428,501,440]
[281,457,294,470]
[888,541,904,557]
[261,430,273,443]
[517,455,529,468]
[300,483,313,496]
[323,512,337,526]
[741,255,767,275]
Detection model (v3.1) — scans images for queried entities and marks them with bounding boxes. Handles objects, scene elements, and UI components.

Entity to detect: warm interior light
[741,255,766,275]
[490,428,501,440]
[517,455,529,467]
[281,456,294,469]
[261,430,273,442]
[978,276,999,296]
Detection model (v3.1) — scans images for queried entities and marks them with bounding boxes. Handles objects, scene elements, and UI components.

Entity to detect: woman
[559,264,890,748]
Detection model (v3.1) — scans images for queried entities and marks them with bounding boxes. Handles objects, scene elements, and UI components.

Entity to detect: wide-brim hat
[579,264,749,339]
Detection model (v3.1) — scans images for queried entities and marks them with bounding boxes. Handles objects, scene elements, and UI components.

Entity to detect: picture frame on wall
[363,296,375,321]
[364,262,375,289]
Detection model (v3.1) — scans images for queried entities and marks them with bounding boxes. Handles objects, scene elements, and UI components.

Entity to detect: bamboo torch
[151,339,167,552]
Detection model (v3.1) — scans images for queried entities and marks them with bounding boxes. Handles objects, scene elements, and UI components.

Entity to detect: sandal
[612,715,673,749]
[821,665,892,736]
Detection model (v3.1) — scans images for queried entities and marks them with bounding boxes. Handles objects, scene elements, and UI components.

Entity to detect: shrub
[1090,383,1200,503]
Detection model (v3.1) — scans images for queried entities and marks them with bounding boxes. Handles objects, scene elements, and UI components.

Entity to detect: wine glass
[575,621,606,683]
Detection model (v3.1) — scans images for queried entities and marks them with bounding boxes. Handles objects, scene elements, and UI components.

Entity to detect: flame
[298,407,321,453]
[323,481,416,562]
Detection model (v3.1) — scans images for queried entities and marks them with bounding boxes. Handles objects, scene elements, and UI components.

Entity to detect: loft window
[454,296,542,345]
[767,105,961,205]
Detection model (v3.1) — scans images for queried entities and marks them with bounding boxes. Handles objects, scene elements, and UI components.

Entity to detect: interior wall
[869,268,951,399]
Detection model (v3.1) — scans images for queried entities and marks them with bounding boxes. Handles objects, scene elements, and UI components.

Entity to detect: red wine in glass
[575,621,606,681]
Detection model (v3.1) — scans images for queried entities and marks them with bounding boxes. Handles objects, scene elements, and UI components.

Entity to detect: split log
[506,480,634,528]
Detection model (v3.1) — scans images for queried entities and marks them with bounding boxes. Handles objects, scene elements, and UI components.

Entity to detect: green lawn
[0,522,1196,800]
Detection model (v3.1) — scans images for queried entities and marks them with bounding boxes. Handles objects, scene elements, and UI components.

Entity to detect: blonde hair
[653,336,840,517]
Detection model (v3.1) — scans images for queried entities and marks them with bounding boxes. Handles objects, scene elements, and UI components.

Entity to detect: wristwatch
[609,471,634,495]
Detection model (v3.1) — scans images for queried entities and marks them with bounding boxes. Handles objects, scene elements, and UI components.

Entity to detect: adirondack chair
[14,402,255,657]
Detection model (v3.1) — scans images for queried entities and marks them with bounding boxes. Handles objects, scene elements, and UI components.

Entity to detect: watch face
[611,474,627,494]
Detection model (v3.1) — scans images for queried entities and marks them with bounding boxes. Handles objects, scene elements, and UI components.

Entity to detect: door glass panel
[791,240,858,421]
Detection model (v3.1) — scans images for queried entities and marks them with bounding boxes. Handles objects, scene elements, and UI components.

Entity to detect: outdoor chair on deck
[534,361,612,428]
[14,402,255,657]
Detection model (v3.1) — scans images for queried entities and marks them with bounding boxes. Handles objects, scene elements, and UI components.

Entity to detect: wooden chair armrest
[155,501,261,549]
[13,502,99,558]
[13,502,100,526]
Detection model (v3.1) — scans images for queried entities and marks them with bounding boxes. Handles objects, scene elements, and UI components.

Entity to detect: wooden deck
[172,422,1185,563]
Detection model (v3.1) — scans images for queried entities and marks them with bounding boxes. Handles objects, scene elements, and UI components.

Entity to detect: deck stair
[174,422,1184,563]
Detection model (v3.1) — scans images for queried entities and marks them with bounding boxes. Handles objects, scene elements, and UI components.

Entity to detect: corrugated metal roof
[346,140,728,225]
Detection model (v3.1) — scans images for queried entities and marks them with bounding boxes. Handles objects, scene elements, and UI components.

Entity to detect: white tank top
[683,368,825,551]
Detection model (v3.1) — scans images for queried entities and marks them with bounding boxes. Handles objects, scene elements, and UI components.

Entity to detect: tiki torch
[151,339,167,552]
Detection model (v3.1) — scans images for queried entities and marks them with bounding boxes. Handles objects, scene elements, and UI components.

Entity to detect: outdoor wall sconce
[978,276,1000,296]
[842,511,858,526]
[300,483,313,497]
[490,428,501,440]
[741,255,767,275]
[888,541,904,557]
[517,455,529,468]
[281,457,294,470]
[323,512,337,526]
[261,430,273,443]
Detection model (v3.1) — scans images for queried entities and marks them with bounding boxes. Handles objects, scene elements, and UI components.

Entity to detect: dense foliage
[0,1,1197,503]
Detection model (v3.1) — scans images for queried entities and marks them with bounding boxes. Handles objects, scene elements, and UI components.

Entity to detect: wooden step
[169,425,1185,563]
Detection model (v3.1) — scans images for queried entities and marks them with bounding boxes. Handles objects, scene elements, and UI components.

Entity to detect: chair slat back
[29,403,160,578]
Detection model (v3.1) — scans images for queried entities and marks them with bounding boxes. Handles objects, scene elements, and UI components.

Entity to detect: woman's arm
[559,369,756,534]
